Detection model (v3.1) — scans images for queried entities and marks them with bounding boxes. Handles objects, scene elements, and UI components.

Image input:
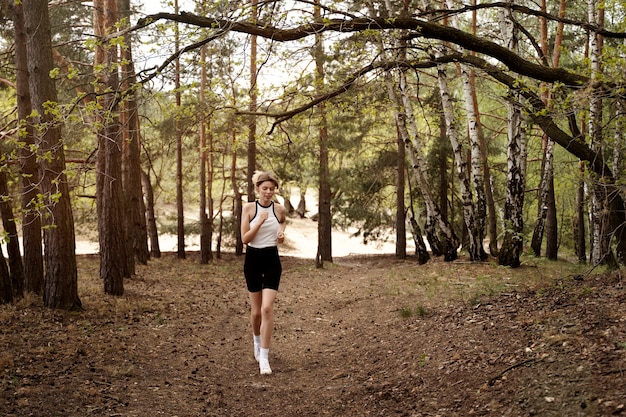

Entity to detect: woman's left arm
[276,204,287,243]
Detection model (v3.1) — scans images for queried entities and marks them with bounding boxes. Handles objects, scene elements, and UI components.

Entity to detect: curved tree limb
[127,13,590,87]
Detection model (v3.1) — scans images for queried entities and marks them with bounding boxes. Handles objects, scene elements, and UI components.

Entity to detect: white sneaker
[259,359,272,375]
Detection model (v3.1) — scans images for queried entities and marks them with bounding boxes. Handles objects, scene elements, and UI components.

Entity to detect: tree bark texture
[247,0,258,203]
[497,7,526,268]
[173,0,186,260]
[120,0,149,266]
[0,247,11,304]
[12,0,44,295]
[24,0,81,309]
[141,170,161,258]
[199,44,212,264]
[94,0,128,295]
[315,0,332,265]
[0,171,24,299]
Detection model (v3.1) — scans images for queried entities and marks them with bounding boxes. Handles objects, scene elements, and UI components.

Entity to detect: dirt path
[1,253,625,416]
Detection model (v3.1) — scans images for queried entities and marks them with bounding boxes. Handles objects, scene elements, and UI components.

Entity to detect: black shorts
[244,246,282,292]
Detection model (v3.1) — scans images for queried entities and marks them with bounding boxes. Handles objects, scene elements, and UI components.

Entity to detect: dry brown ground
[1,250,625,417]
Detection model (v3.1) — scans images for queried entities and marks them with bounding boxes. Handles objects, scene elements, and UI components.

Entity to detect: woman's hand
[277,231,285,244]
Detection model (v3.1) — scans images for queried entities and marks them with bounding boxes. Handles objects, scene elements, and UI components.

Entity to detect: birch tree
[443,0,488,262]
[497,4,527,268]
[587,0,617,268]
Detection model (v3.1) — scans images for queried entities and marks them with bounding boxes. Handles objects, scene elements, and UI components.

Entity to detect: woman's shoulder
[243,201,257,212]
[273,201,286,216]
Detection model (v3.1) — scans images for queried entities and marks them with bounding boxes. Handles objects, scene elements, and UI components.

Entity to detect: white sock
[259,347,271,375]
[253,335,261,361]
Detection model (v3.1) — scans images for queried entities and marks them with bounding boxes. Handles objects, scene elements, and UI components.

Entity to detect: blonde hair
[252,171,279,188]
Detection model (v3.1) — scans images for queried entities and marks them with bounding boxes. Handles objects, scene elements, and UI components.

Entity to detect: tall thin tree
[174,0,186,260]
[315,0,332,266]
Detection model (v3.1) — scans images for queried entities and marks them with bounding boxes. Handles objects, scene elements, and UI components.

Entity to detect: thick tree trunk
[532,0,563,261]
[120,0,149,266]
[94,0,128,295]
[24,0,81,310]
[12,0,44,295]
[498,7,526,268]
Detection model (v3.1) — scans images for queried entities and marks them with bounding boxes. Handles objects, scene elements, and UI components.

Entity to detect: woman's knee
[250,309,262,321]
[260,304,273,317]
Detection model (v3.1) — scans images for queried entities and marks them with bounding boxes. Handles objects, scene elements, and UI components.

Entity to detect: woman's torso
[248,201,280,248]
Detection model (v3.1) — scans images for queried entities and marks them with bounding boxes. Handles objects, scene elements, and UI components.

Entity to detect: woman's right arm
[241,203,266,244]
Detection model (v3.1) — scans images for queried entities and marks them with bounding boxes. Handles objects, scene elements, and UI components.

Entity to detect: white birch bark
[497,4,527,267]
[417,0,483,260]
[446,0,487,261]
[587,0,610,265]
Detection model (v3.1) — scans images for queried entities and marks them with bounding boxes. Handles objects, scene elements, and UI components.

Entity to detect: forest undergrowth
[1,247,625,416]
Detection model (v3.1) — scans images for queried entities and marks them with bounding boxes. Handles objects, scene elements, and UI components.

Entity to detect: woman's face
[257,181,276,202]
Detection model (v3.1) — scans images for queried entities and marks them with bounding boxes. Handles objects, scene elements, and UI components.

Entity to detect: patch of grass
[398,304,428,318]
[399,306,413,318]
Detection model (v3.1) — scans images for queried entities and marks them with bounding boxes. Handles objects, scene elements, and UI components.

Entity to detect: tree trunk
[396,119,407,260]
[498,6,526,268]
[436,3,485,262]
[612,101,626,264]
[587,1,616,268]
[141,170,161,258]
[232,127,244,256]
[315,0,332,265]
[0,171,24,299]
[575,162,587,263]
[24,0,81,309]
[94,0,128,295]
[199,44,212,264]
[387,70,456,261]
[247,0,258,203]
[0,246,11,305]
[120,0,149,266]
[531,0,563,260]
[12,0,44,295]
[460,62,488,261]
[174,0,185,260]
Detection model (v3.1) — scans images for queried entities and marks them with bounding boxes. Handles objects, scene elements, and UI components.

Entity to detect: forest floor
[1,218,626,417]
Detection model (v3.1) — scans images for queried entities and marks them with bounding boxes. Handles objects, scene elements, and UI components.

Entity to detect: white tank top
[248,201,280,248]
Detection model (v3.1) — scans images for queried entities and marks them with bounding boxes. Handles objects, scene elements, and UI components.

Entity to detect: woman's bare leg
[259,288,277,375]
[248,291,262,360]
[260,288,277,348]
